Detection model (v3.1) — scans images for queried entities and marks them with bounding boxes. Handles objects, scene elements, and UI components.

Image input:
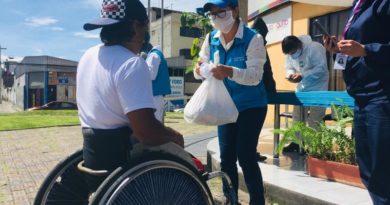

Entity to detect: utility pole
[238,0,248,24]
[148,0,151,30]
[0,45,6,104]
[161,0,164,51]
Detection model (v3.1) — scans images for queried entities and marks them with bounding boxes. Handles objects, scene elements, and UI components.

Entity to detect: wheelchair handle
[77,161,110,176]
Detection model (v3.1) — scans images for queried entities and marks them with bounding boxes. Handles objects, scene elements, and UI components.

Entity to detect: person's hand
[338,40,367,57]
[288,74,302,83]
[211,64,233,80]
[166,127,184,148]
[195,60,203,76]
[323,35,339,53]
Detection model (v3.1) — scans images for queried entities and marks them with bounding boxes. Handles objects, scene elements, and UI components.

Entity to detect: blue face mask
[290,49,302,59]
[141,32,150,53]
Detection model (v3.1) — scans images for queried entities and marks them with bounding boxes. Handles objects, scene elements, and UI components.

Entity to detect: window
[310,9,351,91]
[179,49,192,60]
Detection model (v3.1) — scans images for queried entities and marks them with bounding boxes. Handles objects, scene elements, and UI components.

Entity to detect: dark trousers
[218,107,267,205]
[82,127,132,192]
[354,102,390,205]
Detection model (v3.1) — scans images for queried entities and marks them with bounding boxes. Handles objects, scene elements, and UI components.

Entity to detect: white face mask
[210,10,235,34]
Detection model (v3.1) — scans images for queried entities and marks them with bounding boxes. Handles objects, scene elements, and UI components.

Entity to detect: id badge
[334,53,348,70]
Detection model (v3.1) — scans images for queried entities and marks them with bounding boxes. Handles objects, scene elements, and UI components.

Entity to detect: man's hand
[338,40,367,57]
[211,64,233,80]
[323,35,340,53]
[288,74,302,83]
[166,127,184,148]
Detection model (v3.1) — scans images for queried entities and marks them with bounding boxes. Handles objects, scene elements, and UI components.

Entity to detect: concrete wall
[15,74,25,110]
[150,13,194,58]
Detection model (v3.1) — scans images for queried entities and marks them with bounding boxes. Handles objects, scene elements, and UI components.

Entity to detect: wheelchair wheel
[90,153,214,205]
[34,150,89,205]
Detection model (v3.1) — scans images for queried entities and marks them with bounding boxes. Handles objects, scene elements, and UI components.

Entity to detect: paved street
[0,126,221,205]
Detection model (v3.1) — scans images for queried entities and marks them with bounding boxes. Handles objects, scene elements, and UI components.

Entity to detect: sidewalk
[0,126,218,205]
[207,127,372,205]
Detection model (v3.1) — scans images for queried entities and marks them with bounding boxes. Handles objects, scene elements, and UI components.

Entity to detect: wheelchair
[34,143,238,205]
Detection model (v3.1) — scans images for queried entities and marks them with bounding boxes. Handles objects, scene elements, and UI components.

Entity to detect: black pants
[354,102,390,205]
[218,107,267,205]
[82,127,132,192]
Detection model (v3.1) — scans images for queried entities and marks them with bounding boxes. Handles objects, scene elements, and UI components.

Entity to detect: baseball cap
[84,0,148,31]
[203,0,238,12]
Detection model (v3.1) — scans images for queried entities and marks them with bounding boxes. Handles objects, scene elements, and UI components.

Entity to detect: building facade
[1,56,77,110]
[247,0,353,126]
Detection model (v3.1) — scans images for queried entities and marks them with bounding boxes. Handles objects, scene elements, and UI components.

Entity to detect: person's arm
[116,57,184,147]
[285,56,296,79]
[230,33,266,85]
[364,0,390,67]
[145,52,161,80]
[364,42,390,67]
[127,109,183,147]
[194,34,211,79]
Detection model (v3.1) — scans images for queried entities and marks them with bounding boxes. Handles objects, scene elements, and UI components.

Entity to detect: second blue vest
[150,49,171,96]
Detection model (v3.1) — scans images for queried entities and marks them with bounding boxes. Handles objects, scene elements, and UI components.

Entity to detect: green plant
[180,12,213,74]
[275,103,356,164]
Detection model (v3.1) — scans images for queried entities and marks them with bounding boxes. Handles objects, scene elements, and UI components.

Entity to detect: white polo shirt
[77,44,155,129]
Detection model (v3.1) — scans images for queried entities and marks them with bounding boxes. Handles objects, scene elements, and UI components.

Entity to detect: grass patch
[0,110,80,131]
[165,112,184,119]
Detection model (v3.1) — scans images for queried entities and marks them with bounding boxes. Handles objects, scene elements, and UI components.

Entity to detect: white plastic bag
[184,76,239,126]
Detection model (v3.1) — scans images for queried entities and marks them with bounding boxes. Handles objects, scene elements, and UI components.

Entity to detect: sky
[0,0,205,63]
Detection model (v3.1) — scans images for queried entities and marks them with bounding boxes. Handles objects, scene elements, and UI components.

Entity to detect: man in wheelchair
[77,0,184,193]
[34,1,239,204]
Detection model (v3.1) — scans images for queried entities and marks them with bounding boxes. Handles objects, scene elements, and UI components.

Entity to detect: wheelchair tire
[34,150,89,205]
[90,152,214,205]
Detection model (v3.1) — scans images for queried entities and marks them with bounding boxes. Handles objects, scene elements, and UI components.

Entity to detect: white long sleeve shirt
[195,22,267,86]
[146,45,162,81]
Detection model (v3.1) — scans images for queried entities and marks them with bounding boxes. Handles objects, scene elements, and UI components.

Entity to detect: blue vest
[149,49,171,96]
[209,26,268,111]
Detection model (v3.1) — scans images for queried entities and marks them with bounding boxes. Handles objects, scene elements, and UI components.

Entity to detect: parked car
[28,101,78,111]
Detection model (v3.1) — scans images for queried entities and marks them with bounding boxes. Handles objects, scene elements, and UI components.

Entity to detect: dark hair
[100,21,134,44]
[281,35,302,54]
[251,17,268,45]
[228,4,240,23]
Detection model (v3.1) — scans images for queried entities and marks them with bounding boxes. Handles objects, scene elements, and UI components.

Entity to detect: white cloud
[51,27,64,31]
[82,0,101,9]
[34,48,44,55]
[74,32,99,39]
[25,17,58,27]
[1,55,23,64]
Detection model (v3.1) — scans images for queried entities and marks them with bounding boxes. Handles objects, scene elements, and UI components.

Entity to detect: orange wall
[261,3,347,127]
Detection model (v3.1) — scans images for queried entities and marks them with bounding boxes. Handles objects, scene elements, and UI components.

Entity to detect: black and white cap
[83,0,148,31]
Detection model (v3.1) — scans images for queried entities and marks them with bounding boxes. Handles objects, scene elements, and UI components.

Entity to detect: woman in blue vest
[194,0,268,204]
[324,0,390,204]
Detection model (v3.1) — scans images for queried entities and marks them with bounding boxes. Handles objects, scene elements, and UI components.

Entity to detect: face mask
[290,49,302,59]
[210,10,235,34]
[141,31,150,53]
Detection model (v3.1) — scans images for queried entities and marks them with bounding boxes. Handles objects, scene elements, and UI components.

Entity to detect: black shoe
[282,142,300,153]
[256,152,267,162]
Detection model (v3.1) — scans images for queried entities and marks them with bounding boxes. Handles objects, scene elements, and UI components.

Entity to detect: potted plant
[275,103,365,188]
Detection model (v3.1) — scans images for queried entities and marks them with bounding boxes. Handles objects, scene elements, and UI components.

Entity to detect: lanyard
[343,0,366,39]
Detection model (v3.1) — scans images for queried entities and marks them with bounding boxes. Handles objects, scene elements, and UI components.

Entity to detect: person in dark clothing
[324,0,390,204]
[251,17,277,95]
[250,17,277,162]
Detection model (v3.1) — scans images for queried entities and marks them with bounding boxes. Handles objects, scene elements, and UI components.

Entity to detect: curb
[207,150,333,205]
